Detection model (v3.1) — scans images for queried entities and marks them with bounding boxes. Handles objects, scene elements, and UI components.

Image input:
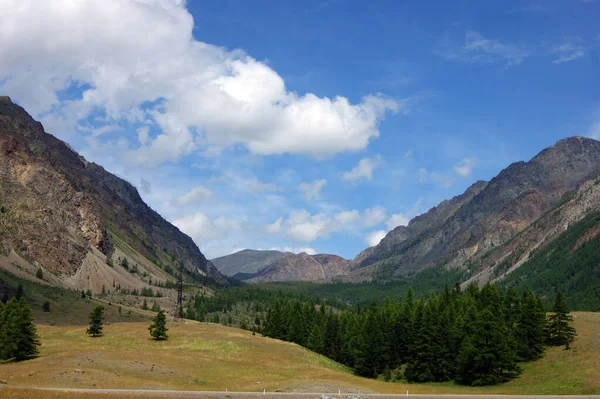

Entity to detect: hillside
[1,312,599,395]
[213,250,351,283]
[211,249,290,277]
[0,97,226,296]
[348,137,600,285]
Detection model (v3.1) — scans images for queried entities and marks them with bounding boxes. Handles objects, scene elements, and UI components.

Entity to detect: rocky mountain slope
[348,136,600,284]
[0,96,225,294]
[211,249,290,277]
[212,250,351,283]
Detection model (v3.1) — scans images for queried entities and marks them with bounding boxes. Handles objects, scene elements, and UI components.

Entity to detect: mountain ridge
[0,96,226,292]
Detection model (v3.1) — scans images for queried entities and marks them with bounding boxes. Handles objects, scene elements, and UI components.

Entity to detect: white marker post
[406,390,409,398]
[264,389,266,395]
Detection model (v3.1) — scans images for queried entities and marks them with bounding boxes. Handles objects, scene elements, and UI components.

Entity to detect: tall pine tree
[547,291,576,349]
[0,297,40,360]
[149,310,169,340]
[86,306,105,337]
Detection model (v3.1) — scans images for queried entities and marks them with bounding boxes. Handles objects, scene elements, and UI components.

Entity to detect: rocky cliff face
[0,97,225,287]
[349,136,600,282]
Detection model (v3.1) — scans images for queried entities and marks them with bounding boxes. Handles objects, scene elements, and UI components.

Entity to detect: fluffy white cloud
[267,206,390,242]
[0,0,400,166]
[386,213,410,230]
[267,246,317,255]
[454,157,478,177]
[172,212,244,242]
[386,198,423,230]
[173,185,213,206]
[264,217,283,234]
[365,230,387,247]
[363,206,387,227]
[342,155,383,181]
[297,179,327,202]
[445,31,529,66]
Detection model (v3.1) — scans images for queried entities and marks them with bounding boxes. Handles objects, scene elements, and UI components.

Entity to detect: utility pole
[174,262,184,321]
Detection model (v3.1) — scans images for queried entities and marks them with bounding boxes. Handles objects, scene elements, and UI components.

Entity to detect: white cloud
[386,198,424,230]
[342,155,383,181]
[454,157,478,177]
[386,214,410,230]
[172,212,244,242]
[268,246,317,255]
[264,217,283,234]
[267,206,390,242]
[298,179,327,202]
[0,0,401,166]
[363,206,387,227]
[551,40,586,64]
[365,230,387,247]
[173,185,213,206]
[445,31,529,66]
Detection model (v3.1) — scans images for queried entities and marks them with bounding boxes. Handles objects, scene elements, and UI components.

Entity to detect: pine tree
[456,308,521,386]
[514,289,546,360]
[86,306,104,337]
[151,301,160,312]
[547,291,576,349]
[15,284,23,299]
[141,299,148,310]
[0,297,40,360]
[307,324,325,354]
[81,290,86,299]
[35,268,43,279]
[148,310,168,340]
[42,301,51,312]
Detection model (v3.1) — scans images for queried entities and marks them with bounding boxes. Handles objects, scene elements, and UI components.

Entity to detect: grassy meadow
[0,309,599,397]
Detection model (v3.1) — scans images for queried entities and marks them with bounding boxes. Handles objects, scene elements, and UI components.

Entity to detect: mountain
[212,250,351,283]
[349,136,600,285]
[211,249,290,277]
[0,96,226,293]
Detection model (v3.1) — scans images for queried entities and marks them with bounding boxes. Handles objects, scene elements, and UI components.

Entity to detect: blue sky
[1,0,599,259]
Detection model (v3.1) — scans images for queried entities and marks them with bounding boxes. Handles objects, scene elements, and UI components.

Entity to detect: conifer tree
[141,299,148,310]
[456,308,520,386]
[547,291,576,349]
[514,289,546,360]
[0,297,40,360]
[86,306,104,337]
[148,310,168,340]
[35,268,43,279]
[307,324,325,354]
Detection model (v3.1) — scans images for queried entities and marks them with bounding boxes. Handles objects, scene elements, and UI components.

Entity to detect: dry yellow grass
[0,313,598,397]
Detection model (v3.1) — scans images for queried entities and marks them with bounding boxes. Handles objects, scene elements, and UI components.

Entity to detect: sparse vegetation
[35,267,43,279]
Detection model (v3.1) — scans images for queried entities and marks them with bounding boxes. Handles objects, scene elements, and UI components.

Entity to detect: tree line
[263,283,575,386]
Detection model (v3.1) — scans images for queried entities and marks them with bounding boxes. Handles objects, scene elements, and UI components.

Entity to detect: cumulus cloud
[0,0,400,166]
[386,198,424,230]
[173,185,213,206]
[342,155,383,181]
[445,31,529,66]
[268,246,317,255]
[267,206,390,242]
[172,212,244,242]
[297,179,327,202]
[365,230,387,247]
[454,157,478,177]
[264,217,283,234]
[363,206,387,227]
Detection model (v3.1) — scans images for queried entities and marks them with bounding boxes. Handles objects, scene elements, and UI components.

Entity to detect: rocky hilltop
[212,250,351,283]
[0,97,225,292]
[348,136,600,283]
[211,249,290,277]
